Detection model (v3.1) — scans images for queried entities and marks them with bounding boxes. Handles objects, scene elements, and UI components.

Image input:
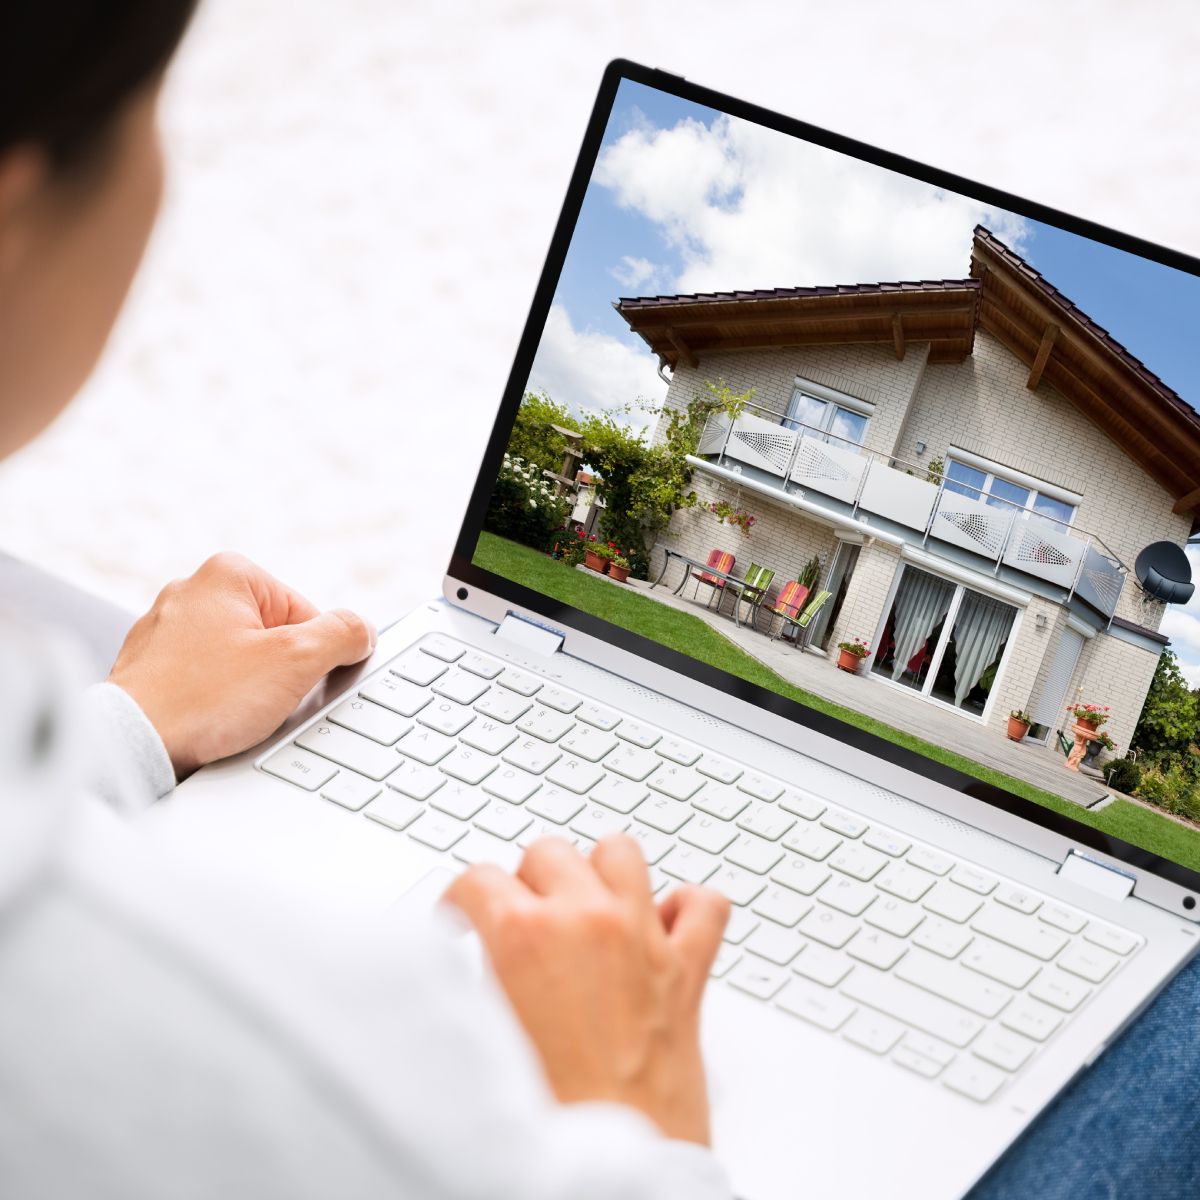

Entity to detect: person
[0,6,1196,1200]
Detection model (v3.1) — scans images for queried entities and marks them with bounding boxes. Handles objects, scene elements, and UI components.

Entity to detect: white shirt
[0,618,732,1200]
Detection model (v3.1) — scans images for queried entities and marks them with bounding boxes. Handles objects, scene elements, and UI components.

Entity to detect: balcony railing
[696,404,1127,619]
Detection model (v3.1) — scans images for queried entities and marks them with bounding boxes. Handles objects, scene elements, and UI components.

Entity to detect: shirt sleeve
[82,682,176,813]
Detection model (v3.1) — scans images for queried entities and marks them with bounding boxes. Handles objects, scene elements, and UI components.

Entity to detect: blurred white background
[1,0,1198,629]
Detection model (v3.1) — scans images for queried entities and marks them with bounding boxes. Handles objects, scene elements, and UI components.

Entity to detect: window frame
[943,449,1079,529]
[781,377,874,448]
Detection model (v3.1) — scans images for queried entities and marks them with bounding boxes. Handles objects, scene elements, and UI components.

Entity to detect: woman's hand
[445,835,729,1146]
[108,552,375,776]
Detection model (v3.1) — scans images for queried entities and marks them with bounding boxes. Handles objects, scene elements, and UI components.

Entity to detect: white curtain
[890,570,955,682]
[952,592,1016,707]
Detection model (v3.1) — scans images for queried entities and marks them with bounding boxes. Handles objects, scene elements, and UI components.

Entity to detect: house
[617,228,1200,753]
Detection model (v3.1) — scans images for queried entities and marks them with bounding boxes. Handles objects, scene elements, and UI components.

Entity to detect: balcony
[694,406,1127,618]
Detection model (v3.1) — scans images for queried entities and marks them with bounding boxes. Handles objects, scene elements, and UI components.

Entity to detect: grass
[474,532,1200,873]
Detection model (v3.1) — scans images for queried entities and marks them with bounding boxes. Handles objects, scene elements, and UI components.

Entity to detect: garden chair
[772,588,832,648]
[764,580,809,638]
[691,549,735,608]
[722,562,775,629]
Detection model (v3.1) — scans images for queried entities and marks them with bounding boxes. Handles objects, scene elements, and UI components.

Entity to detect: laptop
[155,60,1200,1199]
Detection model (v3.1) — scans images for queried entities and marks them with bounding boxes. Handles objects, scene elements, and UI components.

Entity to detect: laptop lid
[446,59,1200,914]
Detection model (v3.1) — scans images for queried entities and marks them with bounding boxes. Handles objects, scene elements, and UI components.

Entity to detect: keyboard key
[408,813,469,852]
[782,823,841,862]
[537,685,581,714]
[501,737,560,775]
[648,765,706,802]
[723,907,760,945]
[605,743,660,782]
[497,668,541,697]
[458,718,518,756]
[387,760,445,801]
[736,804,794,842]
[516,707,574,743]
[951,866,998,895]
[364,791,424,831]
[994,885,1041,915]
[1083,924,1138,956]
[843,1010,906,1055]
[473,690,532,724]
[876,863,936,903]
[576,702,620,731]
[971,1027,1036,1073]
[848,929,908,971]
[661,845,720,885]
[912,917,973,960]
[545,756,605,794]
[1057,942,1120,983]
[840,968,985,1048]
[590,775,648,814]
[770,855,831,896]
[417,699,475,737]
[739,773,783,802]
[697,755,742,785]
[296,723,400,781]
[525,786,586,825]
[359,672,431,718]
[616,720,660,749]
[778,789,825,822]
[398,727,456,767]
[1000,997,1063,1042]
[892,1045,946,1079]
[817,876,876,917]
[570,804,631,842]
[458,651,503,679]
[637,797,693,835]
[559,725,618,763]
[865,897,925,938]
[863,828,910,857]
[474,800,533,841]
[517,820,570,849]
[452,830,522,872]
[709,864,767,907]
[319,773,380,811]
[798,906,859,949]
[262,746,337,791]
[727,958,789,1000]
[656,737,701,766]
[961,938,1041,990]
[943,1057,1005,1102]
[821,810,868,839]
[680,816,739,855]
[923,882,984,925]
[753,884,812,928]
[971,906,1067,961]
[438,746,498,786]
[792,944,852,988]
[895,950,1011,1019]
[829,842,888,882]
[725,834,784,876]
[746,922,804,965]
[483,765,541,805]
[710,944,742,979]
[907,847,954,876]
[420,635,464,662]
[776,979,856,1032]
[901,1032,956,1067]
[1028,968,1092,1012]
[1039,905,1088,935]
[391,652,446,687]
[430,782,489,822]
[692,783,751,822]
[431,670,490,707]
[626,824,673,865]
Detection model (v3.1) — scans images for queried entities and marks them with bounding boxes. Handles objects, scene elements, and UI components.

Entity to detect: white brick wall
[1066,631,1162,754]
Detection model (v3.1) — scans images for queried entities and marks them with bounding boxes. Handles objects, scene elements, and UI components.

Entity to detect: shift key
[296,722,400,781]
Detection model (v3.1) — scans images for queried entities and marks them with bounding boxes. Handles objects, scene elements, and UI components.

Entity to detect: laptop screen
[452,63,1200,890]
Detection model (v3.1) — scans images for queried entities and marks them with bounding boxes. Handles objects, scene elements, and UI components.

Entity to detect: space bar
[840,968,985,1048]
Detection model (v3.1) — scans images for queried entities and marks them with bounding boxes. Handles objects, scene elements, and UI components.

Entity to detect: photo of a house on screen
[473,81,1200,870]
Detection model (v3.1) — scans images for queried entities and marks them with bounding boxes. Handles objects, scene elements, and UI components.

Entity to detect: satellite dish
[1134,541,1195,605]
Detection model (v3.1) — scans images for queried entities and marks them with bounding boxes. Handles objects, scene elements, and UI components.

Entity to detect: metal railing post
[1065,534,1089,607]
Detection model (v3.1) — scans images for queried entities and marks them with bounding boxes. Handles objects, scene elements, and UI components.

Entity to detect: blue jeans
[969,950,1200,1199]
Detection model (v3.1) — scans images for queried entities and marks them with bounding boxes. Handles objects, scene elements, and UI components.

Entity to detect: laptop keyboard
[260,634,1142,1103]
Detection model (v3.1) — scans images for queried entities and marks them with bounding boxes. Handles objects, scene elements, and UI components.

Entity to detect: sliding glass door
[871,566,1018,718]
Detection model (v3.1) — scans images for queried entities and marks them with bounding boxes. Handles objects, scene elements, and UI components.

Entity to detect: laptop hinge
[1057,850,1136,901]
[494,612,566,657]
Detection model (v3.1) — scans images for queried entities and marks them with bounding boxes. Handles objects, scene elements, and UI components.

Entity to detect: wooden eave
[971,231,1200,518]
[617,283,980,373]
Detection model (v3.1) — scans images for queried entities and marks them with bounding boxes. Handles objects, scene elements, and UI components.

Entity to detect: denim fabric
[969,950,1200,1200]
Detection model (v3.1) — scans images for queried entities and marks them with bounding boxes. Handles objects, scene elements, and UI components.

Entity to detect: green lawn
[474,532,1200,873]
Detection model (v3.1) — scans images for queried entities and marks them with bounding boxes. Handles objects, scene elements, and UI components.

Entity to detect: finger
[659,885,730,993]
[278,607,376,675]
[442,862,532,940]
[517,836,605,900]
[194,552,321,628]
[588,834,653,905]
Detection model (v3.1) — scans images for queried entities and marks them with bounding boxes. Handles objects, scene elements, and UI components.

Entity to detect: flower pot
[608,564,630,583]
[1083,739,1104,767]
[584,550,607,572]
[836,648,863,673]
[1073,722,1103,740]
[1065,722,1103,771]
[1006,716,1031,742]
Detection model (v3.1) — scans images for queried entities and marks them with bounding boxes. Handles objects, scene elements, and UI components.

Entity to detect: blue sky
[526,79,1200,685]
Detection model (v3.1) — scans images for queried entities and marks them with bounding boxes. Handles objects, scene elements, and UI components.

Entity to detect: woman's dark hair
[0,1,198,173]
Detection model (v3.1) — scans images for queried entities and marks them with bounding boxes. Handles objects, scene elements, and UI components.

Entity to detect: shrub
[1136,764,1200,822]
[1103,757,1142,796]
[483,454,570,549]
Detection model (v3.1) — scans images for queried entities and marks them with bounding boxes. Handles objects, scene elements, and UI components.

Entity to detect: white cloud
[595,112,1031,295]
[1160,545,1200,685]
[609,255,662,290]
[527,304,666,433]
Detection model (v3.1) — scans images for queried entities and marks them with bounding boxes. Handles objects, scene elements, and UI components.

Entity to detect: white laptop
[154,61,1200,1200]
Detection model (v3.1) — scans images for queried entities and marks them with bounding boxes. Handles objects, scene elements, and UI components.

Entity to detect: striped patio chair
[691,549,735,607]
[734,563,776,628]
[772,588,833,648]
[764,580,809,637]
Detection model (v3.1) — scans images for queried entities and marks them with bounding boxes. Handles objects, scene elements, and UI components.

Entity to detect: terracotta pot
[1006,716,1031,742]
[836,648,863,673]
[608,564,630,583]
[584,550,607,572]
[1073,722,1103,741]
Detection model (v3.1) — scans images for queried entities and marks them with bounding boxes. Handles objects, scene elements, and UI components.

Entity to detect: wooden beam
[1174,486,1200,515]
[666,328,698,369]
[892,313,905,361]
[1026,323,1058,390]
[626,297,977,334]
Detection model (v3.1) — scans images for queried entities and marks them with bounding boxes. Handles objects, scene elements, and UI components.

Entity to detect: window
[942,454,1077,529]
[781,384,870,448]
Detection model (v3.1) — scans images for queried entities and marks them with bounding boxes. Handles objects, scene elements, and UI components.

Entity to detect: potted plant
[1064,702,1111,771]
[836,637,871,673]
[708,499,757,536]
[1084,730,1115,769]
[1007,709,1032,742]
[608,554,631,583]
[583,537,609,573]
[790,554,821,610]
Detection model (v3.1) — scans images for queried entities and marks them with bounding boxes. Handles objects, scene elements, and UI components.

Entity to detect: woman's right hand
[444,835,729,1145]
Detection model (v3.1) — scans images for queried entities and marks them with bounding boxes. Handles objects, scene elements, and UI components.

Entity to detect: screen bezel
[446,58,1200,896]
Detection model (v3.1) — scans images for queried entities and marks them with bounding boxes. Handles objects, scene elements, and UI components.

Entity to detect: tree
[506,392,578,476]
[1131,649,1200,765]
